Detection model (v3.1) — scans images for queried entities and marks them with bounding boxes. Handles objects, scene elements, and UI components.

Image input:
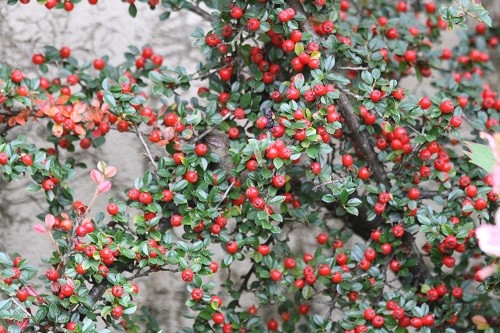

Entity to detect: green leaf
[103,92,116,108]
[129,4,137,17]
[26,184,41,192]
[463,141,494,173]
[345,206,359,216]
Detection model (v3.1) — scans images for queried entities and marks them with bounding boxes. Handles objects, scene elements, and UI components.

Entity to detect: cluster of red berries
[416,141,454,183]
[290,44,322,72]
[374,123,413,162]
[425,283,463,302]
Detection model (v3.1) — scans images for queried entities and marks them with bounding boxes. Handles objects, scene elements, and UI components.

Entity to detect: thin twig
[11,297,33,319]
[194,113,231,143]
[337,66,369,71]
[133,123,157,173]
[338,88,363,101]
[214,181,235,210]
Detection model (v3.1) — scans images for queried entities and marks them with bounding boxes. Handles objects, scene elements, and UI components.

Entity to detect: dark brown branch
[238,235,275,293]
[337,92,389,187]
[289,0,429,286]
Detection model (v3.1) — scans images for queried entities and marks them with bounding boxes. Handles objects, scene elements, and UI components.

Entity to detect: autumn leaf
[90,169,103,183]
[52,123,64,137]
[98,180,112,194]
[74,124,86,136]
[33,224,47,234]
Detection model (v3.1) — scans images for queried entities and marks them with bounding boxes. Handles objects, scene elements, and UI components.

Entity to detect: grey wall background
[0,1,498,332]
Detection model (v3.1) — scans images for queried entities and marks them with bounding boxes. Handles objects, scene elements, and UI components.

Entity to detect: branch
[185,2,215,22]
[289,0,321,39]
[214,181,235,210]
[288,0,430,285]
[337,66,369,71]
[133,123,158,173]
[337,92,389,187]
[193,112,231,143]
[238,235,275,293]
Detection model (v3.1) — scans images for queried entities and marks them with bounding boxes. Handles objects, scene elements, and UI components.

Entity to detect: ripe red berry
[212,312,224,325]
[181,269,194,282]
[410,318,423,329]
[270,269,282,281]
[112,285,124,298]
[191,288,203,301]
[106,203,119,215]
[372,315,385,328]
[247,18,260,31]
[17,288,28,302]
[226,241,238,254]
[111,305,123,319]
[422,314,435,326]
[358,166,370,180]
[440,100,454,114]
[60,284,74,297]
[45,268,59,281]
[392,224,405,238]
[390,259,401,272]
[370,90,382,102]
[408,188,420,200]
[451,286,463,299]
[364,308,376,321]
[32,53,45,65]
[93,58,105,70]
[442,256,455,268]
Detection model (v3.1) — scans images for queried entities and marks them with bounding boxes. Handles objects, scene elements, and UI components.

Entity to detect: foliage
[0,0,499,332]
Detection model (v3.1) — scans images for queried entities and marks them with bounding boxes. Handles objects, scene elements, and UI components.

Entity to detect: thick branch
[289,0,319,38]
[288,0,429,285]
[337,92,390,187]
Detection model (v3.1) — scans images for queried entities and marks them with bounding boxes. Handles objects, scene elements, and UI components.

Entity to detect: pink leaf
[33,224,47,234]
[98,180,112,194]
[45,214,56,228]
[476,224,500,257]
[66,279,75,288]
[26,285,39,297]
[50,281,60,293]
[18,319,29,331]
[104,166,117,178]
[477,264,498,280]
[90,169,103,184]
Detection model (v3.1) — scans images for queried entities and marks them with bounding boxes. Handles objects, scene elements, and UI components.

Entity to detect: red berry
[212,312,224,325]
[93,58,105,70]
[112,285,124,298]
[370,90,382,102]
[440,100,454,114]
[226,241,238,254]
[181,269,194,282]
[17,288,28,302]
[111,305,123,319]
[45,268,59,281]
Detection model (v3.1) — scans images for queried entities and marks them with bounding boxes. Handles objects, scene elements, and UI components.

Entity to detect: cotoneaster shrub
[0,0,499,332]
